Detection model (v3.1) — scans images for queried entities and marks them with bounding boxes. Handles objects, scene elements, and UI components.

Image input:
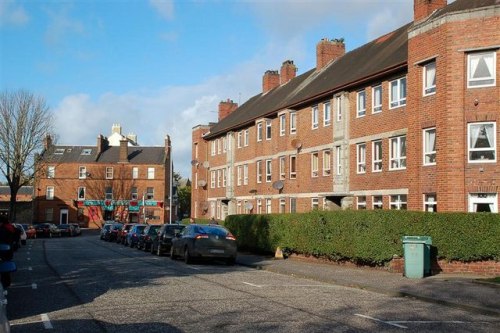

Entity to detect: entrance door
[468,193,498,213]
[60,209,68,224]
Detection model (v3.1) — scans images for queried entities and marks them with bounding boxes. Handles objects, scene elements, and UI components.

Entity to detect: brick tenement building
[192,0,499,220]
[34,127,175,228]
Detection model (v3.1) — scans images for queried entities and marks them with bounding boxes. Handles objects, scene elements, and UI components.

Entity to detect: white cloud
[0,0,29,27]
[149,0,175,21]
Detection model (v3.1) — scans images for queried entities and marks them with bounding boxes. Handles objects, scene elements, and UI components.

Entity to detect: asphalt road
[5,232,499,332]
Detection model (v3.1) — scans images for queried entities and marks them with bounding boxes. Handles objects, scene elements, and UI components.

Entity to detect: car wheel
[170,246,176,260]
[184,247,191,264]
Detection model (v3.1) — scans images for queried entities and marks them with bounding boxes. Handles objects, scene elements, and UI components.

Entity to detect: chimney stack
[44,134,52,150]
[262,70,280,93]
[97,135,108,155]
[316,38,345,71]
[280,60,297,85]
[414,0,446,22]
[119,139,129,163]
[218,99,238,121]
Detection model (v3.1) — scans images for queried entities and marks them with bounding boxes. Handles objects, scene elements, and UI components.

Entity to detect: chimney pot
[413,0,446,22]
[218,99,238,121]
[280,60,297,85]
[316,38,345,71]
[262,70,280,93]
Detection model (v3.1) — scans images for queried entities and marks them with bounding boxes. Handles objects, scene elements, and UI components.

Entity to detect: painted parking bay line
[355,314,408,329]
[243,282,263,288]
[41,313,53,329]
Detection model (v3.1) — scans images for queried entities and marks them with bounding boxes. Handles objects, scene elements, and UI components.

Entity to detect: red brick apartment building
[34,127,174,228]
[192,0,499,220]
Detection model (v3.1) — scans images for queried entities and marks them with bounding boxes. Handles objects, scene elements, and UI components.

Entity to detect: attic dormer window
[81,149,92,155]
[54,148,65,155]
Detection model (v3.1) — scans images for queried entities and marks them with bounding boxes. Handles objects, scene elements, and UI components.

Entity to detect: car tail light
[226,234,236,241]
[133,233,137,237]
[195,235,209,239]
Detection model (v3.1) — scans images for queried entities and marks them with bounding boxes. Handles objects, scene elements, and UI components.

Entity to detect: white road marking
[31,283,37,290]
[41,313,53,329]
[187,265,202,270]
[243,282,263,288]
[392,320,465,324]
[355,314,408,329]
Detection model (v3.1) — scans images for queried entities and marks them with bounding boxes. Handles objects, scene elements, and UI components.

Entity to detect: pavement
[235,252,500,318]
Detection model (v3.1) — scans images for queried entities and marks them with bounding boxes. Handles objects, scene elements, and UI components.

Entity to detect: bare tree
[0,90,53,222]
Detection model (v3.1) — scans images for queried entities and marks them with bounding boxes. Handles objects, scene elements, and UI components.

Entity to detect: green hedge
[223,210,500,265]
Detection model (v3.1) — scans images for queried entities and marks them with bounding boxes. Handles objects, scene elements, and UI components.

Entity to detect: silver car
[170,224,237,265]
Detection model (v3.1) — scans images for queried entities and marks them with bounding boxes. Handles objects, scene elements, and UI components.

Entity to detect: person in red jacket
[0,212,17,288]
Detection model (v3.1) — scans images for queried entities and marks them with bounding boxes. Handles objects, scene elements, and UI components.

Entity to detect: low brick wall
[389,257,500,276]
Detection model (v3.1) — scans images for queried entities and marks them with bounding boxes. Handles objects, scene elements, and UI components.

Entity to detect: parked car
[151,224,186,256]
[21,224,37,239]
[69,224,82,236]
[13,224,27,247]
[170,224,237,265]
[99,222,114,240]
[57,224,76,237]
[34,223,61,238]
[107,223,123,242]
[117,223,136,244]
[136,224,161,251]
[125,224,147,248]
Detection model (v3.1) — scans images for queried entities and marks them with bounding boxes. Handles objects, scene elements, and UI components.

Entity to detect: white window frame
[211,141,216,156]
[323,150,331,176]
[335,96,342,122]
[279,114,286,136]
[323,102,331,126]
[243,164,248,185]
[46,186,54,200]
[105,167,113,180]
[390,194,407,210]
[217,169,221,188]
[256,160,262,183]
[389,136,407,170]
[279,156,286,180]
[217,138,221,154]
[257,122,263,142]
[357,196,366,210]
[311,197,319,210]
[237,131,242,148]
[131,187,138,200]
[237,166,242,186]
[372,140,382,172]
[468,193,498,213]
[223,137,227,152]
[467,51,496,88]
[244,130,249,147]
[373,195,383,209]
[266,120,272,140]
[423,61,436,96]
[210,171,216,188]
[290,112,297,134]
[311,106,319,129]
[356,90,366,117]
[77,187,85,200]
[311,152,319,177]
[468,122,496,163]
[289,155,297,179]
[47,166,55,179]
[147,167,155,179]
[265,159,272,182]
[356,143,366,174]
[389,77,407,109]
[105,187,113,200]
[424,193,437,212]
[279,198,286,213]
[372,85,382,113]
[266,198,272,214]
[132,167,139,179]
[257,199,262,214]
[79,166,87,179]
[335,146,342,175]
[423,128,436,166]
[222,168,227,187]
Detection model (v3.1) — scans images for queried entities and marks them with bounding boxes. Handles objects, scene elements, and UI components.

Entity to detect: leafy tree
[177,185,191,219]
[0,90,53,222]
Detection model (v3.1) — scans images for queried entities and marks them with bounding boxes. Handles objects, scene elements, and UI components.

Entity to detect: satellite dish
[191,159,199,166]
[245,202,254,210]
[272,180,284,190]
[291,139,302,149]
[201,202,209,211]
[202,161,210,168]
[198,180,207,187]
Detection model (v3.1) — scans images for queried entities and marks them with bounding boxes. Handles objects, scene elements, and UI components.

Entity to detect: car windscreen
[165,226,185,236]
[194,226,229,237]
[135,226,146,232]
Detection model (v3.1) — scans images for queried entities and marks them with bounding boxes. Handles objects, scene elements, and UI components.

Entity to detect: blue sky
[1,0,424,179]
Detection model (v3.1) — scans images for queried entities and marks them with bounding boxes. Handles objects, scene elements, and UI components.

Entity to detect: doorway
[60,209,68,224]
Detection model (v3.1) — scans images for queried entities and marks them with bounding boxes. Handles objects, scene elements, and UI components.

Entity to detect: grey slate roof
[41,145,166,165]
[205,0,497,139]
[0,186,33,196]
